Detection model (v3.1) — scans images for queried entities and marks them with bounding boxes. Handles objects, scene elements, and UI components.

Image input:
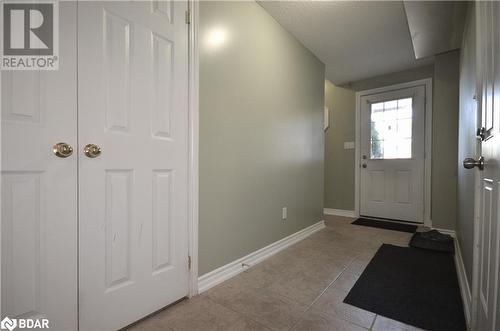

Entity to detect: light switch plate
[344,141,355,149]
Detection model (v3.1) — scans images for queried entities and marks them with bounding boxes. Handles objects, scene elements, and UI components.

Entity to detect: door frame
[470,100,481,329]
[187,0,199,297]
[354,78,433,226]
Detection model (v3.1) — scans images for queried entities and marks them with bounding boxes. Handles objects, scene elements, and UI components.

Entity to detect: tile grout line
[305,257,356,311]
[369,315,378,330]
[202,231,359,331]
[305,254,378,330]
[203,295,274,331]
[285,260,355,331]
[286,243,379,330]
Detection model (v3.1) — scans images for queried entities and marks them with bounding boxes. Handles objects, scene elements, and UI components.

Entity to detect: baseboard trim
[454,236,472,326]
[323,208,356,218]
[197,220,326,293]
[424,228,472,326]
[436,229,472,325]
[432,227,456,237]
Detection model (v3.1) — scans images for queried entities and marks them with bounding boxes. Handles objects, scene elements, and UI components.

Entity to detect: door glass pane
[370,97,413,159]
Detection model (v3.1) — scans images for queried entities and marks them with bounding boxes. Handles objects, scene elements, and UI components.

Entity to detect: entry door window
[370,97,413,159]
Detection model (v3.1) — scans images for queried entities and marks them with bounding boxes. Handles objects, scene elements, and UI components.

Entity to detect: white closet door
[1,2,78,330]
[475,2,500,330]
[77,2,190,330]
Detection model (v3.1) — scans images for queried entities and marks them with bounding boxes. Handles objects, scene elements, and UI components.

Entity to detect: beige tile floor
[126,215,425,331]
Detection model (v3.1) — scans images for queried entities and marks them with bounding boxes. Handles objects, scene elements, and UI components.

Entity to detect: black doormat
[410,230,455,254]
[352,218,417,233]
[344,244,466,331]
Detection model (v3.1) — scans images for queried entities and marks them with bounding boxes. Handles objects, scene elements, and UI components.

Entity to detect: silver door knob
[53,142,73,158]
[362,163,367,168]
[463,156,484,170]
[84,144,102,158]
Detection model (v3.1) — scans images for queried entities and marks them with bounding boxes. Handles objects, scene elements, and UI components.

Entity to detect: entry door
[474,1,500,330]
[360,86,426,223]
[77,1,190,330]
[1,2,78,330]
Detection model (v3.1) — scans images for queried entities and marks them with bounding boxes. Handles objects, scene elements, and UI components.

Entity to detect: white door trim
[354,78,433,226]
[187,0,199,297]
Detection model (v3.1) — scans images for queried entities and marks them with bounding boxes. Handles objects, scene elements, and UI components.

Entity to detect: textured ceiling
[258,1,434,85]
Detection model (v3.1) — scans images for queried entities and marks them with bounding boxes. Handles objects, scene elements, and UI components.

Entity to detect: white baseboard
[454,235,472,326]
[432,227,456,237]
[323,208,356,218]
[197,220,326,293]
[422,228,472,326]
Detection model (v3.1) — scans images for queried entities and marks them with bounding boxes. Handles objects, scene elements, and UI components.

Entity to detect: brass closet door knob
[53,142,74,158]
[84,144,102,158]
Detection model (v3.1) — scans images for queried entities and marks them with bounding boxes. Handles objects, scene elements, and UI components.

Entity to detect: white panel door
[360,86,426,223]
[78,2,190,330]
[0,2,78,330]
[474,2,500,330]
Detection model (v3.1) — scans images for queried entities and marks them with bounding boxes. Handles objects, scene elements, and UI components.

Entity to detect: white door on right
[360,86,426,223]
[474,1,500,330]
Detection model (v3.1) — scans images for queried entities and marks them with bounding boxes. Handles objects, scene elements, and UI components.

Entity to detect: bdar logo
[0,317,17,331]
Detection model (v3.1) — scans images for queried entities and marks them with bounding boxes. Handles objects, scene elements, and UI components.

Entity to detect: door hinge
[185,10,191,24]
[188,255,192,270]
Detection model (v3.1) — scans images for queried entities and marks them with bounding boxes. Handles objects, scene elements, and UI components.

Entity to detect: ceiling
[258,1,435,85]
[404,1,467,59]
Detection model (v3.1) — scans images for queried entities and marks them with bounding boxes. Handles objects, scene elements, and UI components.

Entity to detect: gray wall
[199,1,325,276]
[346,65,435,91]
[324,81,356,210]
[324,57,460,230]
[457,5,476,287]
[432,51,460,230]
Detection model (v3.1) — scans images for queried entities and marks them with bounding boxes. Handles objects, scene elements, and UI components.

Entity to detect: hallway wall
[432,51,460,231]
[199,1,325,276]
[324,54,460,230]
[324,81,356,210]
